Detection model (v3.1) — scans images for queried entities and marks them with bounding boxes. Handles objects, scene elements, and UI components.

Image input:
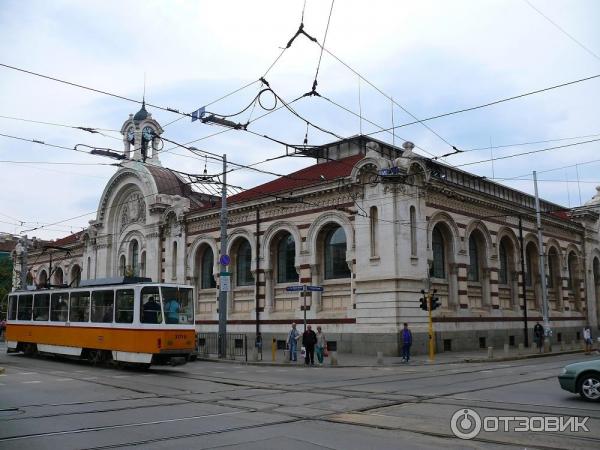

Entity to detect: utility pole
[518,216,529,347]
[218,154,228,358]
[19,235,28,290]
[533,171,550,337]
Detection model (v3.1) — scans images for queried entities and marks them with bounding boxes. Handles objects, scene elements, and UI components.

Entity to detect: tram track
[2,351,597,449]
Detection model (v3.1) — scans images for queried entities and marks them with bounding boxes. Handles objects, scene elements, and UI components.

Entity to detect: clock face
[127,128,135,143]
[142,126,154,141]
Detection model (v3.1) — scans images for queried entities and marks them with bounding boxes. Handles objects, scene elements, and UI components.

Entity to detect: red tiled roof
[0,241,16,253]
[53,231,84,247]
[228,154,364,204]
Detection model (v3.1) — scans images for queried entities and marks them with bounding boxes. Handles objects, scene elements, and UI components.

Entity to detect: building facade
[13,108,600,355]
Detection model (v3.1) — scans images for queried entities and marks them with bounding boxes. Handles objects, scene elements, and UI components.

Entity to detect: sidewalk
[196,345,594,367]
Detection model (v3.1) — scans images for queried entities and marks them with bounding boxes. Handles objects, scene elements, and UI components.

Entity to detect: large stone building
[13,107,600,354]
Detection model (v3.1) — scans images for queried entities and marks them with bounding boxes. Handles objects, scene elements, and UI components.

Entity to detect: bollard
[503,343,509,356]
[487,346,494,359]
[543,340,550,353]
[271,337,276,362]
[518,343,524,355]
[330,351,338,366]
[376,351,383,365]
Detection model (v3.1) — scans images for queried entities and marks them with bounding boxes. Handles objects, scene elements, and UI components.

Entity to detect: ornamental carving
[119,192,147,233]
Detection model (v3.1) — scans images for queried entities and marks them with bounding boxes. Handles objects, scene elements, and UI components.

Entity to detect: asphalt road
[0,349,599,449]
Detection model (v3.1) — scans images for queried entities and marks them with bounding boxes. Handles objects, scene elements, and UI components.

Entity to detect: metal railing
[196,332,248,361]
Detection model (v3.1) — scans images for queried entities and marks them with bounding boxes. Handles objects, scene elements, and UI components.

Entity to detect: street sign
[220,272,231,292]
[285,285,305,292]
[219,254,231,266]
[306,285,324,292]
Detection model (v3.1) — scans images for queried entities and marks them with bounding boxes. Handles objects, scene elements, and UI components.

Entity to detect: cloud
[1,0,599,239]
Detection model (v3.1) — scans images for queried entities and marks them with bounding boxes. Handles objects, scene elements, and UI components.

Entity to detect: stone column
[457,263,469,309]
[310,264,321,312]
[487,267,499,309]
[264,269,274,313]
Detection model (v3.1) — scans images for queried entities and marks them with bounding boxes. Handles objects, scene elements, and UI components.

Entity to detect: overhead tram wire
[0,114,122,140]
[461,132,600,153]
[523,0,600,63]
[454,137,600,168]
[310,0,335,94]
[362,73,600,138]
[307,35,458,153]
[493,156,600,182]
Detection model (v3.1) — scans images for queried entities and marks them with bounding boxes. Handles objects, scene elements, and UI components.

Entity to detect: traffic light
[431,297,441,310]
[419,297,428,311]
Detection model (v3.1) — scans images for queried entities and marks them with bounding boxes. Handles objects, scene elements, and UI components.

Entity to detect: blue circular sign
[220,254,231,265]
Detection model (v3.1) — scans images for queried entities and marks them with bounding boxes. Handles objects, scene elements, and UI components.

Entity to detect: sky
[1,0,599,240]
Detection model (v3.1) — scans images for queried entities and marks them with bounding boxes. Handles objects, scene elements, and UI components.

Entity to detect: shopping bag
[301,346,306,357]
[324,348,329,357]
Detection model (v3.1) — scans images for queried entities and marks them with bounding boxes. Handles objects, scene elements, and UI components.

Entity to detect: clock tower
[120,100,164,165]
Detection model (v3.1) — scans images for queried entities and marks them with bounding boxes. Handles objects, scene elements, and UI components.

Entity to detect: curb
[462,349,587,364]
[194,349,588,368]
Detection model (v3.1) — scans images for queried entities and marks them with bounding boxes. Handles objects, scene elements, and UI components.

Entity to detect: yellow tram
[5,277,196,367]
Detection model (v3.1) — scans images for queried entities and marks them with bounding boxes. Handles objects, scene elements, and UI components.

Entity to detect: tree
[0,257,13,320]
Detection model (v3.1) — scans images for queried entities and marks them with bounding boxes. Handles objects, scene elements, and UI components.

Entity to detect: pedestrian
[302,324,317,366]
[533,322,544,352]
[287,322,300,362]
[583,325,593,354]
[315,326,327,365]
[401,322,412,363]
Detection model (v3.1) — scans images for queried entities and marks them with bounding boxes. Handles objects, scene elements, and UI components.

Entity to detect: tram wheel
[23,343,38,356]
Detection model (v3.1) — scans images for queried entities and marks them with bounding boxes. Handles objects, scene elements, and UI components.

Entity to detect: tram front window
[140,286,162,324]
[8,295,17,320]
[17,295,33,321]
[160,287,194,325]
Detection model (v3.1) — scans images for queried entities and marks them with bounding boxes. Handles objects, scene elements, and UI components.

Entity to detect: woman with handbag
[316,326,327,366]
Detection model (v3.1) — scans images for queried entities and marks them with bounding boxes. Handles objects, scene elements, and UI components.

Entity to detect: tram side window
[8,295,17,320]
[140,286,161,324]
[116,289,134,323]
[92,290,114,323]
[17,295,33,320]
[69,291,90,322]
[50,293,69,322]
[33,294,50,321]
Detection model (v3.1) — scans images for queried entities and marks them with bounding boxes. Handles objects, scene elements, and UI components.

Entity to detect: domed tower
[120,100,164,165]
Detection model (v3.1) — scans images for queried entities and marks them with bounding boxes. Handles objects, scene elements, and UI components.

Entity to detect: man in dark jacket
[533,322,544,352]
[401,322,412,363]
[302,324,318,366]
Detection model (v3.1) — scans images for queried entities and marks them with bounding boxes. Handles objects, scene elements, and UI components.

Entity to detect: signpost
[285,285,323,330]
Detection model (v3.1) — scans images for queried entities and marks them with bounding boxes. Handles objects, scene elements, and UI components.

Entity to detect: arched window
[236,240,253,286]
[172,241,178,279]
[38,270,47,287]
[119,255,126,276]
[370,206,378,257]
[430,226,445,279]
[499,241,508,285]
[324,226,350,279]
[131,240,139,276]
[277,234,297,283]
[410,206,417,256]
[71,265,81,287]
[201,247,216,289]
[468,235,480,282]
[547,248,557,289]
[140,251,146,277]
[53,267,64,285]
[568,252,577,290]
[525,246,533,287]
